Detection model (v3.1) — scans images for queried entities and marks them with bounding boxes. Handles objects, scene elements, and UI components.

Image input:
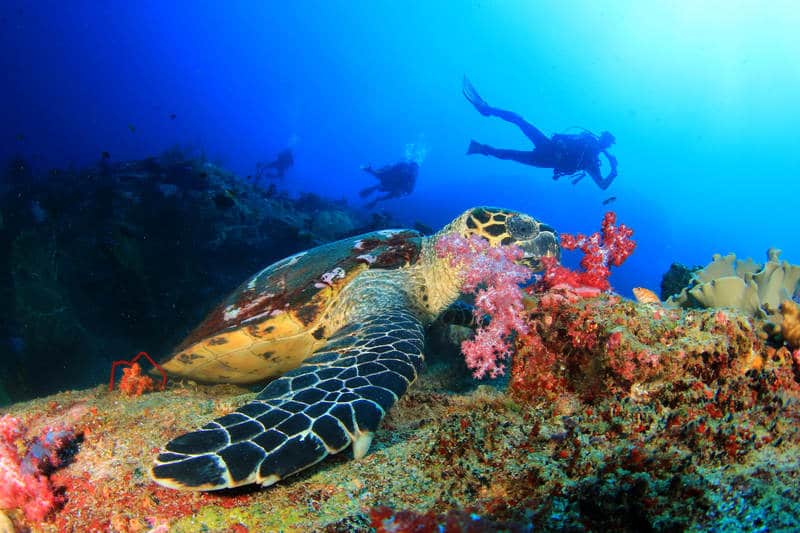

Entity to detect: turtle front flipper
[150,309,425,490]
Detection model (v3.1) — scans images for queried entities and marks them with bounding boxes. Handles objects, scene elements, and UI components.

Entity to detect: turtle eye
[507,215,537,240]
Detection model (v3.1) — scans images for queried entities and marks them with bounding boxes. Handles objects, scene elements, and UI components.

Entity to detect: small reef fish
[169,113,177,120]
[632,287,661,304]
[101,151,110,160]
[128,124,136,133]
[602,196,617,205]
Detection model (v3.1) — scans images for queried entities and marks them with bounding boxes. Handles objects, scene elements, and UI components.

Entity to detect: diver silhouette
[463,77,618,190]
[256,149,294,180]
[359,161,418,209]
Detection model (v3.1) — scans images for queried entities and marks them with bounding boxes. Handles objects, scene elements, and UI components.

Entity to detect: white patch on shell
[242,311,273,324]
[273,251,306,270]
[225,294,274,324]
[352,239,366,251]
[377,229,404,238]
[318,267,346,287]
[357,253,376,264]
[223,305,241,321]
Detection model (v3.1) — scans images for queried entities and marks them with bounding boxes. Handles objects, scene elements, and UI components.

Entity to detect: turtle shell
[159,229,422,384]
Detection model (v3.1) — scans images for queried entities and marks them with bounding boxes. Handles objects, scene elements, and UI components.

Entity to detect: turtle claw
[352,431,374,460]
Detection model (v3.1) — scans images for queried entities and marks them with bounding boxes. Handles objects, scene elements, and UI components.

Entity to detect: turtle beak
[519,252,541,271]
[513,243,540,270]
[515,241,558,273]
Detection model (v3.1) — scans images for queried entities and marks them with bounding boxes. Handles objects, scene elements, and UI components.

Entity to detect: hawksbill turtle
[151,206,559,490]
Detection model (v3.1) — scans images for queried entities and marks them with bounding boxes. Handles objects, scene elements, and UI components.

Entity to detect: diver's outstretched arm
[597,151,618,190]
[587,154,617,191]
[603,151,618,176]
[360,165,379,177]
[463,77,549,147]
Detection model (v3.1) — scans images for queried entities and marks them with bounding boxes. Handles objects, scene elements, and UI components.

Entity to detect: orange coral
[780,300,800,349]
[117,363,154,397]
[108,351,167,394]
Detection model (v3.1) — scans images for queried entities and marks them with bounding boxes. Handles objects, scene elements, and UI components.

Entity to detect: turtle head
[454,206,560,271]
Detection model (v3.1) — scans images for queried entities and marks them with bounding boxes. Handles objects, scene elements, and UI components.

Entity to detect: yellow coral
[780,300,800,349]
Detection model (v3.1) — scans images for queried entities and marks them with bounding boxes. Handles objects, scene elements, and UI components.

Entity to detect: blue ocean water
[3,0,799,298]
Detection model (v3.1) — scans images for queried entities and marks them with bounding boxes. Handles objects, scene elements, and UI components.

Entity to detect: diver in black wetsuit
[359,161,418,209]
[256,149,294,180]
[463,77,618,190]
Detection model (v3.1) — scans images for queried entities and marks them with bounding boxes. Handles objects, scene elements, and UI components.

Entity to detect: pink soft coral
[0,415,75,522]
[435,234,533,378]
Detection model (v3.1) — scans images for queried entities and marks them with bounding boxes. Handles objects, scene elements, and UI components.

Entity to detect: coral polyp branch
[539,211,635,293]
[435,233,532,378]
[108,351,167,394]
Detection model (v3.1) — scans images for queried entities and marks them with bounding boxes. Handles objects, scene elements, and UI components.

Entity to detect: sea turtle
[151,206,559,490]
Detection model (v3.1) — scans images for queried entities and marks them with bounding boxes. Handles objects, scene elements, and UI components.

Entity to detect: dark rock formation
[0,152,397,403]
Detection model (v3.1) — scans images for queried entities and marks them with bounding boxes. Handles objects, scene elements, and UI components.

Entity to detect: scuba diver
[359,160,418,209]
[463,77,618,190]
[256,148,294,180]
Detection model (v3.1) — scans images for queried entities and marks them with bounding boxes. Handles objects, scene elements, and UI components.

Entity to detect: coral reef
[0,292,799,532]
[511,293,774,402]
[369,505,525,532]
[0,415,77,522]
[667,248,800,318]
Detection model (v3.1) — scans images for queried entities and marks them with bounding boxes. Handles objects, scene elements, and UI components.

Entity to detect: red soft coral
[0,415,75,522]
[540,211,635,293]
[118,363,155,397]
[435,234,532,378]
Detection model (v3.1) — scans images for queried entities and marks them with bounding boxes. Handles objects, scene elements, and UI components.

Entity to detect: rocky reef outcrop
[0,152,395,404]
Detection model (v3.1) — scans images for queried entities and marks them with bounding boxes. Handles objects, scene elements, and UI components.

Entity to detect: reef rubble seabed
[1,297,800,532]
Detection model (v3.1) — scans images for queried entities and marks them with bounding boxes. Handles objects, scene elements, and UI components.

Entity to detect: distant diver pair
[261,76,617,212]
[463,77,618,190]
